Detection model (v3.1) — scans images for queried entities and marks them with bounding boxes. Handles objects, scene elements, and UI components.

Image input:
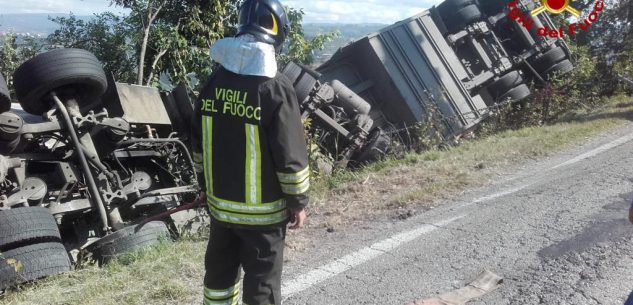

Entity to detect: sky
[0,0,444,24]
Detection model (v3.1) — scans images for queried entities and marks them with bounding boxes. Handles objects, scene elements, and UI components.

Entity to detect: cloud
[1,0,444,24]
[2,0,123,15]
[284,0,442,24]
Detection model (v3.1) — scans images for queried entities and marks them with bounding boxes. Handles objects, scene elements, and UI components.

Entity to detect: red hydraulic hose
[139,195,205,225]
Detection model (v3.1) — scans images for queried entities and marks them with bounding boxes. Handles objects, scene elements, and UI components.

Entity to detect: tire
[543,59,574,78]
[443,0,474,8]
[487,71,524,97]
[531,47,567,73]
[13,48,107,116]
[282,62,318,103]
[437,0,474,19]
[0,242,71,290]
[446,5,483,33]
[281,61,302,85]
[87,221,171,264]
[0,73,10,113]
[352,128,392,166]
[0,207,61,251]
[478,0,508,16]
[499,84,531,102]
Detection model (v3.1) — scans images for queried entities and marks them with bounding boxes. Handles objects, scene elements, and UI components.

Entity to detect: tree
[109,0,240,87]
[49,13,136,83]
[569,0,633,92]
[0,33,43,90]
[45,1,336,91]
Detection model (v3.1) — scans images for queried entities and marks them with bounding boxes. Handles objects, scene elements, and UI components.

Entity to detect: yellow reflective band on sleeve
[207,196,285,214]
[204,283,240,300]
[276,166,310,184]
[203,116,214,194]
[208,207,289,226]
[245,124,262,204]
[280,177,310,195]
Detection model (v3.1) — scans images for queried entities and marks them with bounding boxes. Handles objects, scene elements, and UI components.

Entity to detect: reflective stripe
[209,207,288,226]
[276,166,310,184]
[245,125,252,203]
[207,196,285,213]
[280,178,310,195]
[254,126,262,203]
[203,116,214,194]
[204,283,239,299]
[203,298,239,305]
[245,124,261,204]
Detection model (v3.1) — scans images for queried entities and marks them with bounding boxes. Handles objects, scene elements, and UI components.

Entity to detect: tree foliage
[49,13,135,82]
[44,0,334,91]
[573,0,633,91]
[0,34,42,90]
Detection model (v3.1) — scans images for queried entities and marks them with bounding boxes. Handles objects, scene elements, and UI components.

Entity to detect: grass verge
[1,95,632,305]
[1,240,207,305]
[305,95,633,225]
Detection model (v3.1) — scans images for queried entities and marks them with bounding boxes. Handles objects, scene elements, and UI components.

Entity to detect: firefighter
[191,0,309,304]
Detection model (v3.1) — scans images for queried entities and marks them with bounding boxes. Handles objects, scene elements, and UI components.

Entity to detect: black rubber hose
[52,93,109,232]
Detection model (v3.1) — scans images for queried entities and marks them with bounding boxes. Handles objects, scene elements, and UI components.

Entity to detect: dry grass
[306,95,633,228]
[2,95,633,305]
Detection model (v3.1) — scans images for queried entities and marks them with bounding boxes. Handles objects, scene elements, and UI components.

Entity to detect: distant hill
[0,13,385,41]
[303,23,388,65]
[0,14,386,64]
[303,23,387,40]
[0,14,90,35]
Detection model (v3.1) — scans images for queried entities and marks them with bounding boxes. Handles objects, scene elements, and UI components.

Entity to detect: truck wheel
[87,221,171,264]
[0,242,71,290]
[0,73,10,113]
[531,47,567,73]
[282,62,318,103]
[487,71,524,98]
[0,207,61,251]
[543,59,574,78]
[446,5,482,33]
[437,0,474,20]
[13,48,107,116]
[499,84,531,102]
[443,0,473,9]
[478,0,508,16]
[352,128,392,166]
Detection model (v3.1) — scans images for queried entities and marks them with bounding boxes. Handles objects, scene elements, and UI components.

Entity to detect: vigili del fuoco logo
[507,0,605,38]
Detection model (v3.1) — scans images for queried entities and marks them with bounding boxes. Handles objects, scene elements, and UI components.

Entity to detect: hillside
[0,14,84,35]
[303,23,387,65]
[0,14,386,63]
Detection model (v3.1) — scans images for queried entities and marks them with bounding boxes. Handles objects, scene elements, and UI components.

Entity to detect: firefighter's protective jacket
[191,66,309,228]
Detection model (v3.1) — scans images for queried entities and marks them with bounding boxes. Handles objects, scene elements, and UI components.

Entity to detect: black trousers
[203,220,286,305]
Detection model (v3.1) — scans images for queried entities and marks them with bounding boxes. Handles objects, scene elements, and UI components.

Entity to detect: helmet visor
[239,2,279,36]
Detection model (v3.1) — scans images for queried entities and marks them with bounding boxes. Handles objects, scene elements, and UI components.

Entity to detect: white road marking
[281,216,465,298]
[471,186,528,204]
[281,132,633,300]
[456,133,633,209]
[550,133,633,170]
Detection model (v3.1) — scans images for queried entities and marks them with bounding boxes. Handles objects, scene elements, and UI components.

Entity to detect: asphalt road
[281,124,633,305]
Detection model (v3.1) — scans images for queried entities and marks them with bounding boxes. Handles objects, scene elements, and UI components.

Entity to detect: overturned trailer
[283,0,574,165]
